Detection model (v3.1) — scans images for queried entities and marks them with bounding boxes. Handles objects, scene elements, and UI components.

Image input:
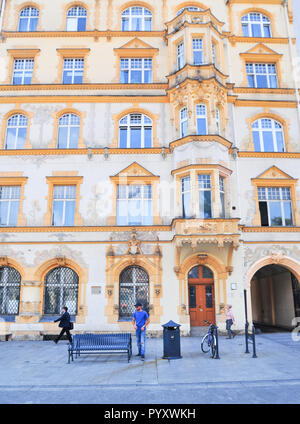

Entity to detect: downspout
[0,0,6,35]
[283,0,300,126]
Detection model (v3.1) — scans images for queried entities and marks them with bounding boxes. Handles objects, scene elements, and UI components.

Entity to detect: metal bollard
[214,326,220,359]
[245,322,250,354]
[252,325,257,358]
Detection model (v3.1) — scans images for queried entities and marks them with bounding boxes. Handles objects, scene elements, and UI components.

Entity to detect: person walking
[225,304,236,339]
[132,302,150,361]
[53,306,73,344]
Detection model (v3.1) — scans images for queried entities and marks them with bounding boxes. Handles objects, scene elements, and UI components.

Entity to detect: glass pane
[269,75,277,88]
[120,70,129,83]
[251,23,262,37]
[144,127,152,147]
[181,120,187,137]
[193,51,203,65]
[143,199,153,225]
[66,17,77,31]
[117,200,127,225]
[9,201,19,226]
[197,118,207,135]
[16,128,27,149]
[0,201,9,225]
[247,75,255,87]
[52,201,64,226]
[144,70,152,83]
[182,192,191,218]
[5,128,16,149]
[188,266,199,279]
[264,25,271,37]
[205,286,213,308]
[128,199,142,225]
[253,131,261,151]
[69,127,79,148]
[58,127,68,148]
[199,191,212,218]
[242,24,249,36]
[19,18,28,31]
[284,202,293,226]
[74,71,83,84]
[130,128,141,148]
[262,131,274,152]
[189,286,196,308]
[78,18,86,31]
[256,75,268,88]
[65,201,75,226]
[63,71,73,84]
[276,132,284,152]
[131,70,142,83]
[202,266,213,279]
[122,18,129,31]
[119,128,127,148]
[269,202,283,226]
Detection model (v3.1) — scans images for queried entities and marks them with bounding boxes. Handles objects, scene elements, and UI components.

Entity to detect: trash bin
[162,320,182,359]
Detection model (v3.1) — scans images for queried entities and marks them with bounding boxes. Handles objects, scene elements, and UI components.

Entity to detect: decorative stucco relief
[244,244,300,269]
[33,245,88,268]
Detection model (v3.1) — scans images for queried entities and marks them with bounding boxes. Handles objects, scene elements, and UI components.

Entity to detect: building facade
[0,0,299,339]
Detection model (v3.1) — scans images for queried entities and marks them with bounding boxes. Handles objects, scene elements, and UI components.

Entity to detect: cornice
[229,36,290,45]
[0,147,171,156]
[0,83,169,91]
[1,30,167,39]
[171,163,233,177]
[169,134,232,151]
[232,87,295,95]
[238,152,300,159]
[166,65,228,85]
[242,227,300,233]
[0,225,171,233]
[0,95,169,104]
[228,98,297,108]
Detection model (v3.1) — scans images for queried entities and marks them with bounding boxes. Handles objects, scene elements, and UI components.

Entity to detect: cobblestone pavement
[0,331,300,404]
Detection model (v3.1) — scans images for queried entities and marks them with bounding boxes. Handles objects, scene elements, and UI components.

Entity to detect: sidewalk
[1,332,300,404]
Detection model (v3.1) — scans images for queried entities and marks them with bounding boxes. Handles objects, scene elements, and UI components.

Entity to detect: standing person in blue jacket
[53,306,72,344]
[132,302,150,361]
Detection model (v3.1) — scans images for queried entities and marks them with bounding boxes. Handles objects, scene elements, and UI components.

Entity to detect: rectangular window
[12,59,34,85]
[120,58,152,83]
[246,63,278,88]
[52,185,76,226]
[219,176,225,218]
[198,175,212,218]
[0,186,21,226]
[63,58,84,84]
[177,42,185,70]
[193,38,203,65]
[181,176,191,218]
[258,187,293,227]
[117,185,153,225]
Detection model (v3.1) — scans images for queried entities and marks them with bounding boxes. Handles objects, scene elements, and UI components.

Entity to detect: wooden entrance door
[188,265,215,326]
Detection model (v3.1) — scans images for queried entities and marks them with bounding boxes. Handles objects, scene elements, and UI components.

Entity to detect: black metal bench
[68,333,132,363]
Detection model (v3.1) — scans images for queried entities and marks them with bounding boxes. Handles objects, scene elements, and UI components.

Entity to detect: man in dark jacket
[54,306,72,344]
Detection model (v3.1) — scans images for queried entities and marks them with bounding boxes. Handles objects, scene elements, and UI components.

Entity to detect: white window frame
[181,176,191,218]
[177,6,203,16]
[119,114,152,148]
[121,7,152,31]
[58,114,80,149]
[120,58,153,83]
[219,176,225,218]
[180,107,188,138]
[117,184,153,226]
[5,114,28,149]
[198,174,212,218]
[242,13,271,38]
[66,6,87,31]
[12,59,34,85]
[18,7,39,32]
[0,186,21,226]
[196,104,208,135]
[215,107,221,135]
[252,118,285,152]
[52,185,76,226]
[62,58,84,84]
[193,38,204,65]
[246,63,278,88]
[258,187,293,227]
[177,42,185,70]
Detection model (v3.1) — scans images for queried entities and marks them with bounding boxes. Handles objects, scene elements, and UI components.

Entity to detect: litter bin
[162,320,182,359]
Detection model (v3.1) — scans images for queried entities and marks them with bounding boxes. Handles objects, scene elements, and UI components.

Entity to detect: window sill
[0,315,16,322]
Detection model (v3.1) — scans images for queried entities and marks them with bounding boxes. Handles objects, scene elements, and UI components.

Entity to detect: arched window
[177,6,203,16]
[119,266,149,319]
[196,104,207,135]
[44,267,79,315]
[241,13,271,37]
[18,7,39,31]
[180,107,188,137]
[252,118,285,152]
[119,113,152,148]
[0,266,21,315]
[215,107,221,135]
[66,6,87,31]
[5,114,28,149]
[121,7,152,31]
[58,113,80,148]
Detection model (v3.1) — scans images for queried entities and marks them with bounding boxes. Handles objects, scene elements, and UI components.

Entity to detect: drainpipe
[283,0,300,126]
[0,0,6,35]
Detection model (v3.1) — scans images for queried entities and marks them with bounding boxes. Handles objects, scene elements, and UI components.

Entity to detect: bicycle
[201,320,217,358]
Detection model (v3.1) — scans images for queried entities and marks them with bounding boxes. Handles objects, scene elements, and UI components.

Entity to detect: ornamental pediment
[241,43,280,56]
[116,38,156,50]
[113,162,156,178]
[256,166,294,180]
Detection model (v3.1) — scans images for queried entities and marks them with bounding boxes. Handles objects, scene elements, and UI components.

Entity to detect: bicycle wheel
[201,333,210,353]
[210,335,217,358]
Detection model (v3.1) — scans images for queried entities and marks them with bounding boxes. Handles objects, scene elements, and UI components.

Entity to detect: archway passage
[251,264,300,332]
[188,265,215,326]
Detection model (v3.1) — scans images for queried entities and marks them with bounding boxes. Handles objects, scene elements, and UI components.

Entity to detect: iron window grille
[44,266,79,315]
[0,266,21,315]
[119,266,149,319]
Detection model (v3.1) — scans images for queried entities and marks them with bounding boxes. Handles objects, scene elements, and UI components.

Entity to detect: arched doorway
[250,264,300,331]
[188,265,215,326]
[119,266,149,320]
